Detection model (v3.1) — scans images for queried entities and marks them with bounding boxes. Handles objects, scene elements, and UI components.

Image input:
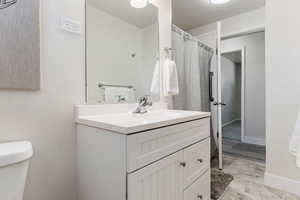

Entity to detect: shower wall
[0,0,40,90]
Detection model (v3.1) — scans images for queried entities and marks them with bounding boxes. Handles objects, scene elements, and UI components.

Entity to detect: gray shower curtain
[172,25,217,155]
[172,26,214,112]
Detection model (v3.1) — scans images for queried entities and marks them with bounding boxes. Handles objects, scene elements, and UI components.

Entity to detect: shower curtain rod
[172,24,214,53]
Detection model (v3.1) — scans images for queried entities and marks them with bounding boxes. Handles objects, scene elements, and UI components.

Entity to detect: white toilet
[0,141,33,200]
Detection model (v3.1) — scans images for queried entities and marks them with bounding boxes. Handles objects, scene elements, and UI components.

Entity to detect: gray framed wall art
[0,0,40,90]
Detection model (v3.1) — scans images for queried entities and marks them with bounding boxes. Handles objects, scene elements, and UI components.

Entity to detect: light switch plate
[60,16,81,35]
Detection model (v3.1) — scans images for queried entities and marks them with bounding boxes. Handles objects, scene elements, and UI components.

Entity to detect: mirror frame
[84,0,172,104]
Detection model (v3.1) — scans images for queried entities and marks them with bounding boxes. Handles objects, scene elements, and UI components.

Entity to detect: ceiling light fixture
[130,0,148,8]
[210,0,231,4]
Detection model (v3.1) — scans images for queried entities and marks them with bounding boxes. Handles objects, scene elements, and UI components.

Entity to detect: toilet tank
[0,141,33,200]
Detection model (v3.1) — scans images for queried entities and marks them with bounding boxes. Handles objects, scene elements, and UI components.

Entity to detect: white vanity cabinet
[128,151,184,200]
[127,138,211,200]
[76,110,211,200]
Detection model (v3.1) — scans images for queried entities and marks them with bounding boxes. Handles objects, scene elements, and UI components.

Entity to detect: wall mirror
[86,0,159,104]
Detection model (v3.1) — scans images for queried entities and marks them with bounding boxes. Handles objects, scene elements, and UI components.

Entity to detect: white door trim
[221,47,246,143]
[217,22,223,170]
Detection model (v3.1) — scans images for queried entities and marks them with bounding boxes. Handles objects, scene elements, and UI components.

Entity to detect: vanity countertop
[76,109,210,134]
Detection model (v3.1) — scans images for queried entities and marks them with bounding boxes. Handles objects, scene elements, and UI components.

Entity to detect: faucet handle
[137,95,152,106]
[145,95,152,104]
[145,95,153,106]
[133,95,152,114]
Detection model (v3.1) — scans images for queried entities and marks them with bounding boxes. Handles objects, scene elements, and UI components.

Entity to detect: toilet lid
[0,141,33,167]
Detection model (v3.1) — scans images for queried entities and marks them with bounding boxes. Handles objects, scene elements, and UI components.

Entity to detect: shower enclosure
[172,25,222,168]
[172,23,224,169]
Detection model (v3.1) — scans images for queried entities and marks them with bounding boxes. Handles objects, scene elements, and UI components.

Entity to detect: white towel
[105,87,135,104]
[150,60,161,95]
[163,58,179,97]
[290,108,300,168]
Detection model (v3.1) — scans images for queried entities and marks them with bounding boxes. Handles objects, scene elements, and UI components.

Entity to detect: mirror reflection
[86,0,159,104]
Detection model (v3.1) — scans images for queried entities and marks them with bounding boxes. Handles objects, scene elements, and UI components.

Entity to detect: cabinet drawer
[184,170,211,200]
[127,118,210,172]
[183,138,210,188]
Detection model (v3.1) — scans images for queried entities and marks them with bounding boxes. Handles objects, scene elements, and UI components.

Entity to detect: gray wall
[221,57,241,125]
[222,32,266,145]
[236,64,242,117]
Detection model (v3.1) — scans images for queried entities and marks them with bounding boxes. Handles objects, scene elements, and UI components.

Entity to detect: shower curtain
[172,25,217,154]
[173,35,202,110]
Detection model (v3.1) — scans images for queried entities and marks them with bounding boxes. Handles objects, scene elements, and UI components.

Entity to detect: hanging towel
[290,108,300,168]
[163,58,179,97]
[105,87,135,104]
[150,59,161,95]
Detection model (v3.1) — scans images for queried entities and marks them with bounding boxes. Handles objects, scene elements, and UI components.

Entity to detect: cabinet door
[128,151,184,200]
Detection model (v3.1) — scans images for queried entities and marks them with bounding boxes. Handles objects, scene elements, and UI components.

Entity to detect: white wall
[264,0,300,195]
[152,0,172,102]
[221,57,241,125]
[189,7,265,39]
[0,1,85,200]
[196,31,217,49]
[222,32,266,145]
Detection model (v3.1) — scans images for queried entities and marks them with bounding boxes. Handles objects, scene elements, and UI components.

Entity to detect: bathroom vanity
[76,108,211,200]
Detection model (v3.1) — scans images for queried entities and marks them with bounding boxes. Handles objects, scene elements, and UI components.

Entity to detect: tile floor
[218,155,300,200]
[223,121,242,141]
[223,139,266,161]
[222,120,266,161]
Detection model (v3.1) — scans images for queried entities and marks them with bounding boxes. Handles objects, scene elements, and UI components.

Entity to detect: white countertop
[76,109,210,134]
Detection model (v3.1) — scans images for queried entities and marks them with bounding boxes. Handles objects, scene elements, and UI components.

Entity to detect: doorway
[218,32,266,163]
[221,49,244,143]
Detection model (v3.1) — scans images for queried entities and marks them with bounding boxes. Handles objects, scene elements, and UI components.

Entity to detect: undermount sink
[76,109,210,134]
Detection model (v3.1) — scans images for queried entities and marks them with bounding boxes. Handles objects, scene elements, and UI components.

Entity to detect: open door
[216,22,223,170]
[210,22,223,170]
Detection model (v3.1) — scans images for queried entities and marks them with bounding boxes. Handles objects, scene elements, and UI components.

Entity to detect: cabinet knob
[197,195,203,199]
[180,162,186,167]
[197,158,203,163]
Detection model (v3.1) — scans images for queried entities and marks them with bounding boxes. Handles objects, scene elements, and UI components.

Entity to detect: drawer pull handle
[180,162,186,167]
[197,158,203,163]
[197,195,203,199]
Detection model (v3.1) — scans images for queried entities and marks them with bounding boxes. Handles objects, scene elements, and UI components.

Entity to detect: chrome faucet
[116,95,126,103]
[133,95,153,114]
[0,0,17,9]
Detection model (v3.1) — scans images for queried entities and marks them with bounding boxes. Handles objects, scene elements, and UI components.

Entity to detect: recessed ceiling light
[210,0,231,4]
[130,0,148,8]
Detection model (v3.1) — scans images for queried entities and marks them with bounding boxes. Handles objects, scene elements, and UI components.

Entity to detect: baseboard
[265,172,300,196]
[243,136,265,146]
[222,119,240,127]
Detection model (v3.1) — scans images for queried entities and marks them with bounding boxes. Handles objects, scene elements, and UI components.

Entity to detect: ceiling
[88,0,158,28]
[223,51,242,63]
[173,0,265,30]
